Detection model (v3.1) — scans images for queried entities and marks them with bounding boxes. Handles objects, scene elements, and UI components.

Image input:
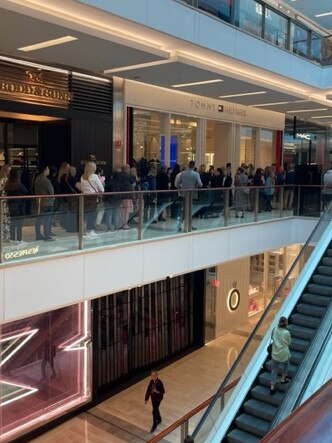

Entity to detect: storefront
[0,302,91,443]
[204,244,301,341]
[0,56,113,184]
[283,117,332,170]
[124,80,285,174]
[0,270,205,442]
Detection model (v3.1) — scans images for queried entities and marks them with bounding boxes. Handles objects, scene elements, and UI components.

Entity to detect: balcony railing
[0,185,323,264]
[178,0,332,66]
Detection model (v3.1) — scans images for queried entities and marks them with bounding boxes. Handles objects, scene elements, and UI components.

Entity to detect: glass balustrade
[0,185,323,264]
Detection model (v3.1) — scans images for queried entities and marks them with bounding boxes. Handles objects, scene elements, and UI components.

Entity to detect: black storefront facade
[0,57,113,183]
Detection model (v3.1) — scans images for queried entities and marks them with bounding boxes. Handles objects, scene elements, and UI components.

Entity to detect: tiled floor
[31,316,261,443]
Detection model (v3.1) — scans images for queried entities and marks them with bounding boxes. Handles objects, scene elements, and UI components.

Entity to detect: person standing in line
[34,165,55,241]
[80,161,104,237]
[270,316,291,395]
[145,370,165,433]
[0,164,12,241]
[5,170,28,243]
[175,160,202,230]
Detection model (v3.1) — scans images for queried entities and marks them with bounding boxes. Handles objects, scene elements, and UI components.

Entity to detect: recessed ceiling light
[18,36,77,52]
[219,91,267,98]
[315,11,332,18]
[252,101,292,107]
[286,108,328,113]
[311,115,332,119]
[172,79,223,88]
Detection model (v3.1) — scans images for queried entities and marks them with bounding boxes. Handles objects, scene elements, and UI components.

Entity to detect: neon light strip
[0,329,38,367]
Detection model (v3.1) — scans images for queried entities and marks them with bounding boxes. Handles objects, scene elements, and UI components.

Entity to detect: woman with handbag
[270,316,291,395]
[234,167,248,218]
[80,162,104,237]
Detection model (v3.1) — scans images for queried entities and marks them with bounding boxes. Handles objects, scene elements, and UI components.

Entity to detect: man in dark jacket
[145,370,165,433]
[34,165,55,241]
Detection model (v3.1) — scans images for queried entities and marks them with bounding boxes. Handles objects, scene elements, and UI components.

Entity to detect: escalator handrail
[260,378,332,443]
[271,305,332,428]
[190,202,332,439]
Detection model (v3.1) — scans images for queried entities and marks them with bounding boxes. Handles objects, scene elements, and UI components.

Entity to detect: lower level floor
[31,317,259,443]
[0,243,301,442]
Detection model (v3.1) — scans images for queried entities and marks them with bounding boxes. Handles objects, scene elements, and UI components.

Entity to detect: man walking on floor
[145,370,165,433]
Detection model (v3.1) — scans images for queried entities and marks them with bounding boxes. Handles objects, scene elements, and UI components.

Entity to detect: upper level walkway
[0,186,319,324]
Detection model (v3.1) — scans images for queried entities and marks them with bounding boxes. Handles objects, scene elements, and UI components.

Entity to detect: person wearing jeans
[80,161,104,237]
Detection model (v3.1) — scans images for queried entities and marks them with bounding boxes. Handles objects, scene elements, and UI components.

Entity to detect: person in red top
[144,370,165,433]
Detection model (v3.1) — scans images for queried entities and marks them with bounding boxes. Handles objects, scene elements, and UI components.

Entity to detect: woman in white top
[80,162,104,236]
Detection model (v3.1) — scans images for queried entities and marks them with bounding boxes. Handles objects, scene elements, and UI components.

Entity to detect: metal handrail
[147,378,239,443]
[188,200,332,440]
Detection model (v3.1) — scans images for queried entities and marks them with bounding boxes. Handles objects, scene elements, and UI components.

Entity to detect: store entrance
[0,114,70,191]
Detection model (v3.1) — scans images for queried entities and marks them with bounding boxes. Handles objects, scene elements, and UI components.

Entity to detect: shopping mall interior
[1,1,332,442]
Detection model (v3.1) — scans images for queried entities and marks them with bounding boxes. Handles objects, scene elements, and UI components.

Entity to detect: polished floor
[31,317,260,443]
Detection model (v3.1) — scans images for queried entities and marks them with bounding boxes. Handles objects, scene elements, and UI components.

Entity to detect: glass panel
[290,22,309,57]
[0,302,91,442]
[2,194,80,263]
[264,7,288,49]
[321,36,332,65]
[198,0,232,23]
[235,0,263,38]
[0,123,4,167]
[240,126,257,165]
[132,109,166,171]
[260,129,274,167]
[171,115,198,166]
[311,33,323,63]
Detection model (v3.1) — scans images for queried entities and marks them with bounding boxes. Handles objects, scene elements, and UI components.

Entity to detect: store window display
[0,302,91,442]
[170,115,198,166]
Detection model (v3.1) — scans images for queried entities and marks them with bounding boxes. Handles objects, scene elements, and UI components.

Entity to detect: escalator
[187,205,332,443]
[226,243,332,442]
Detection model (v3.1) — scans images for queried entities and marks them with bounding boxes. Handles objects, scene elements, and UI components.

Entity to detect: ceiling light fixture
[286,108,328,113]
[252,101,292,107]
[219,91,267,98]
[172,79,223,88]
[311,115,332,119]
[315,11,332,18]
[18,36,77,52]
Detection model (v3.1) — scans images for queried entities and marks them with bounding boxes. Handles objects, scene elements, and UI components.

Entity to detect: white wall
[0,217,316,324]
[215,257,250,337]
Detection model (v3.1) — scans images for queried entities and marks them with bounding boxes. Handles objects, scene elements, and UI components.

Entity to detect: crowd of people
[0,159,297,243]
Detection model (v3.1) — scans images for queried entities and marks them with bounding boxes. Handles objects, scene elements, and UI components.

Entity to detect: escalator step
[312,274,332,286]
[235,413,270,437]
[321,257,332,267]
[289,336,311,352]
[243,398,277,421]
[227,428,260,443]
[296,303,327,318]
[307,283,332,297]
[265,360,297,377]
[290,313,321,329]
[301,293,331,307]
[317,265,332,276]
[251,385,284,406]
[288,324,316,340]
[258,372,289,392]
[325,249,332,257]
